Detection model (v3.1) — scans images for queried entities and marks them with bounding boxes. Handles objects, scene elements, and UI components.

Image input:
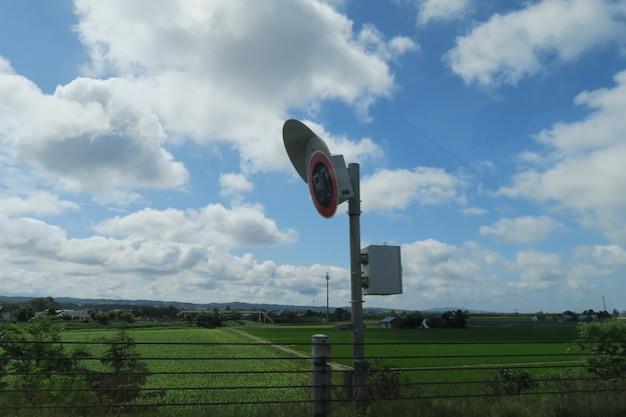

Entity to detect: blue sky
[1,0,625,312]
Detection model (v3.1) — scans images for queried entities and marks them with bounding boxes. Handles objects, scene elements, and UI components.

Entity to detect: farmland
[240,322,584,392]
[59,327,310,404]
[58,322,587,396]
[3,321,625,417]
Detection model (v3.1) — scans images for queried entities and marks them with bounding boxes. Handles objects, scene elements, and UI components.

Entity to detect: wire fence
[1,337,624,414]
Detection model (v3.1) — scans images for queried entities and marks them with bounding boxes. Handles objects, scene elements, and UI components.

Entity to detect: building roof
[380,316,396,323]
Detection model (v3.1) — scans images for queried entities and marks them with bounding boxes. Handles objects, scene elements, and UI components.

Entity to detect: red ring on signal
[307,151,338,218]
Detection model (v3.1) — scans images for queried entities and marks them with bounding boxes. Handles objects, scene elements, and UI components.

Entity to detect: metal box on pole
[362,245,402,295]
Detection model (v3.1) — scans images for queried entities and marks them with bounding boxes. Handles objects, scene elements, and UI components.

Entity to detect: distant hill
[0,295,502,314]
[0,295,398,313]
[423,306,494,314]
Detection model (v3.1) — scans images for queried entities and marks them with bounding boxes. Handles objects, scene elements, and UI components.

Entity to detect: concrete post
[312,334,331,417]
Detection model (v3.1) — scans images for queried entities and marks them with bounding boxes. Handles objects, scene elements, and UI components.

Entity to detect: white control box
[362,245,402,295]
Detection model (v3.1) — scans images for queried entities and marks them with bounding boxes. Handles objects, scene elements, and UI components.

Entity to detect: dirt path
[228,328,352,371]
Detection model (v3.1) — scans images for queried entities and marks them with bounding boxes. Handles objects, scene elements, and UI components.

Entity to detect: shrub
[577,321,626,379]
[364,360,406,400]
[86,330,153,406]
[0,318,95,408]
[488,368,536,395]
[15,304,35,322]
[195,312,223,328]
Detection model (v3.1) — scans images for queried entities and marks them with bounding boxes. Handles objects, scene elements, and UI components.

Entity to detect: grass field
[60,322,585,396]
[3,322,625,417]
[59,327,310,405]
[240,322,584,393]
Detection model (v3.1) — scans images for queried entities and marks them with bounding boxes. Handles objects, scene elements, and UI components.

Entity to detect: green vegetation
[1,320,624,416]
[577,320,626,378]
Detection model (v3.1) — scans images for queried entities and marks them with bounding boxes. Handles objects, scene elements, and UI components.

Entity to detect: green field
[58,327,310,405]
[240,323,584,392]
[2,324,626,417]
[58,322,585,398]
[3,322,625,417]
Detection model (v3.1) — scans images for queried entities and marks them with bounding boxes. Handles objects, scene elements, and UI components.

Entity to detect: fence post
[312,334,331,417]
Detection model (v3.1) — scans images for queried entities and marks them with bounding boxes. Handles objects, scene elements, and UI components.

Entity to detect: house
[0,305,10,321]
[577,314,596,322]
[532,311,546,321]
[56,309,91,320]
[380,316,397,329]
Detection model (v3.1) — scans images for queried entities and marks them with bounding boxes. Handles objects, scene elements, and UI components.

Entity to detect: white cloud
[0,213,345,305]
[447,0,626,85]
[0,192,78,216]
[358,25,419,63]
[71,0,410,171]
[513,251,562,289]
[0,212,614,310]
[219,173,254,199]
[0,1,411,201]
[361,167,465,212]
[480,216,561,244]
[418,0,471,24]
[95,204,297,248]
[301,120,383,164]
[0,62,189,203]
[500,71,626,243]
[461,207,487,216]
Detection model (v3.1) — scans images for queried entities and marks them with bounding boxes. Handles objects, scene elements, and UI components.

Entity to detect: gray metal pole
[312,334,331,417]
[326,272,330,323]
[348,163,366,405]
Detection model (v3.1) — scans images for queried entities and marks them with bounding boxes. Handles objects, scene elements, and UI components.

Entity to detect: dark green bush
[577,321,626,379]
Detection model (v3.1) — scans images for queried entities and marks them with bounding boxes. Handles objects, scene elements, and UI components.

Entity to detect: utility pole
[348,163,366,405]
[325,272,330,323]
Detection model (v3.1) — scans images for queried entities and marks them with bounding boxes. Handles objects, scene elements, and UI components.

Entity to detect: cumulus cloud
[358,25,419,63]
[500,71,626,243]
[0,61,188,203]
[71,0,410,171]
[480,216,561,244]
[513,251,562,290]
[95,204,297,248]
[1,1,412,201]
[219,173,254,199]
[301,120,383,164]
[0,213,346,305]
[417,0,471,24]
[461,207,487,216]
[447,0,626,85]
[361,167,465,212]
[0,211,613,309]
[0,192,78,216]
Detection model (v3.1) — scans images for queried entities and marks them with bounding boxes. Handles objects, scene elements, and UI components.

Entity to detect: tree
[334,308,349,321]
[195,312,222,328]
[117,310,135,324]
[87,330,151,405]
[395,312,423,329]
[29,297,57,312]
[0,318,95,408]
[15,304,35,322]
[441,310,468,328]
[488,368,536,395]
[577,321,626,378]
